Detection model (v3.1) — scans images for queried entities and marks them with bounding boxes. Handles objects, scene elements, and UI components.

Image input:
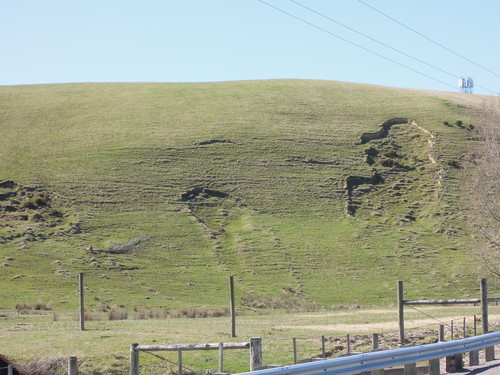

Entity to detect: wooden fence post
[450,320,454,340]
[372,333,379,351]
[346,334,351,356]
[218,342,224,373]
[293,337,297,364]
[371,334,384,375]
[79,273,85,331]
[439,324,445,342]
[230,276,236,338]
[321,336,326,359]
[481,278,488,334]
[398,281,405,344]
[130,344,139,375]
[481,278,495,361]
[250,337,262,371]
[178,348,183,375]
[68,356,78,375]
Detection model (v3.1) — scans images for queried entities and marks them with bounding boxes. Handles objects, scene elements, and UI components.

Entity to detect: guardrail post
[7,365,13,375]
[485,346,495,362]
[469,349,479,366]
[250,337,262,371]
[446,353,463,373]
[68,356,78,375]
[404,362,416,375]
[130,343,139,375]
[428,358,440,375]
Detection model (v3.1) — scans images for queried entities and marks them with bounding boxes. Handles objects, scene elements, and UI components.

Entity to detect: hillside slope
[0,80,491,310]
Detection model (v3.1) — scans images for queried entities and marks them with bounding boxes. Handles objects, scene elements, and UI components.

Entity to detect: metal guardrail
[236,331,500,375]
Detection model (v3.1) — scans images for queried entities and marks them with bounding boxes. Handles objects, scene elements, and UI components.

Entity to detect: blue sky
[2,0,499,94]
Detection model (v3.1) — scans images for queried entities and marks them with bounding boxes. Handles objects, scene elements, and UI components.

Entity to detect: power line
[288,0,454,79]
[286,0,498,95]
[357,0,500,80]
[258,0,456,90]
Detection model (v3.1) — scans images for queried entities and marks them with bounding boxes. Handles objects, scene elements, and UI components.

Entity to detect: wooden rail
[130,338,262,375]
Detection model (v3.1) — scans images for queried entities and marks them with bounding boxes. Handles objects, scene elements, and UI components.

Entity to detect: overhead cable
[289,0,497,95]
[357,0,500,80]
[258,0,456,90]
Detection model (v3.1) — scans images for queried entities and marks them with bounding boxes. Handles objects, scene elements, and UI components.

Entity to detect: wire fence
[2,276,500,374]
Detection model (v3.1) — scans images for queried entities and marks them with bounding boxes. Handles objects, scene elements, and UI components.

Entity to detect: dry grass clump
[175,307,230,318]
[15,300,52,312]
[132,306,230,319]
[241,291,318,312]
[108,306,128,320]
[15,302,32,312]
[106,236,151,254]
[16,356,66,375]
[34,300,52,310]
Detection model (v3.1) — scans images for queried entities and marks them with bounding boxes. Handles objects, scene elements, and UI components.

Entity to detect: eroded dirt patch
[0,180,75,246]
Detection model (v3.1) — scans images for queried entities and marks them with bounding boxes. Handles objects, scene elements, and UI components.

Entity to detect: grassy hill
[0,80,492,312]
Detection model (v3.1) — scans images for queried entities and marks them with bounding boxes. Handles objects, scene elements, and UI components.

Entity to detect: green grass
[0,79,497,317]
[1,305,498,374]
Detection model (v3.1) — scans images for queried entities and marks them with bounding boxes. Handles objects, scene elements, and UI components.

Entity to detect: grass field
[0,80,497,312]
[2,305,499,374]
[1,79,500,371]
